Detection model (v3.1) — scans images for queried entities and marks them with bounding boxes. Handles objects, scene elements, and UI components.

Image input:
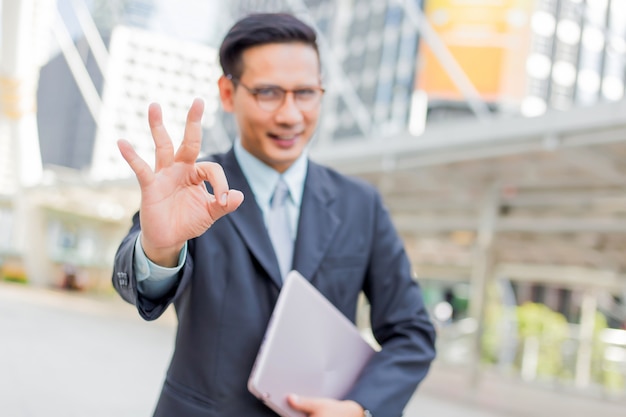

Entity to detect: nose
[274,92,304,125]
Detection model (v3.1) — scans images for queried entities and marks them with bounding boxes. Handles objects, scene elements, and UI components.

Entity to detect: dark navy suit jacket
[112,149,436,417]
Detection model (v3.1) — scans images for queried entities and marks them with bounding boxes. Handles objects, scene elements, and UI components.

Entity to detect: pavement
[1,281,625,417]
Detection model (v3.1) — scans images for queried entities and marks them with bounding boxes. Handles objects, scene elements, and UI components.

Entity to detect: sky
[56,0,227,47]
[150,0,226,45]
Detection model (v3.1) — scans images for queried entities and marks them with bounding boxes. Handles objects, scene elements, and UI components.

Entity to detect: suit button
[117,272,129,287]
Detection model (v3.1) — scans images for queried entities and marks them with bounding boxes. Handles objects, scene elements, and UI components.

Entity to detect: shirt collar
[233,139,308,208]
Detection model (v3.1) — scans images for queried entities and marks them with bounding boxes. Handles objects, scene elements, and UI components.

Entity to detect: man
[113,12,436,417]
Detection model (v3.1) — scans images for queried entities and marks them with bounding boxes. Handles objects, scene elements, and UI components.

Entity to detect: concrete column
[13,192,50,286]
[0,0,44,187]
[1,0,55,285]
[468,183,500,387]
[575,290,598,388]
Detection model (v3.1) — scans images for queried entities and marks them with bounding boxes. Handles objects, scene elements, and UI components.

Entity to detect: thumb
[287,394,322,413]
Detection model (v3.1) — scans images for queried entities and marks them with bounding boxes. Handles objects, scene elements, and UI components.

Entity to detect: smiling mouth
[268,133,299,142]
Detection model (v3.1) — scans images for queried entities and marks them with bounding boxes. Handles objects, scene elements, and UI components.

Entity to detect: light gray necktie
[268,178,293,280]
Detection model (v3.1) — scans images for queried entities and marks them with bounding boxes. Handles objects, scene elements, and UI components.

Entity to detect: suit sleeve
[344,192,437,417]
[111,212,195,321]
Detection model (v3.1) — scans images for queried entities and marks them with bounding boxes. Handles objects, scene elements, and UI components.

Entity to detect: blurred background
[1,0,626,416]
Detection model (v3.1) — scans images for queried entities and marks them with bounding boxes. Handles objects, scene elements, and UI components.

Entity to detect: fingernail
[290,394,299,404]
[220,193,228,205]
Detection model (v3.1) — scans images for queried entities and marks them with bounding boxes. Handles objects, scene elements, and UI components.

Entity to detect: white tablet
[248,270,376,417]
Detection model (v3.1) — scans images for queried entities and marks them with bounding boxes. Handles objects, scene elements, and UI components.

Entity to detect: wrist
[139,234,184,267]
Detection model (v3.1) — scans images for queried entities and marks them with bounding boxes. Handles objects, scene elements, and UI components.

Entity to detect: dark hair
[219,13,320,79]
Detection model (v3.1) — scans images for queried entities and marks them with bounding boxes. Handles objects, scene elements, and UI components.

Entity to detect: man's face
[219,42,322,173]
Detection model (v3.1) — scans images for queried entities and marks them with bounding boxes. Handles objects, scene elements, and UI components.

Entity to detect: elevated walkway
[313,98,626,175]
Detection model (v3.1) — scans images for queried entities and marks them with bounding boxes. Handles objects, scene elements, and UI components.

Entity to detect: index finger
[175,98,204,164]
[117,139,154,187]
[195,161,230,207]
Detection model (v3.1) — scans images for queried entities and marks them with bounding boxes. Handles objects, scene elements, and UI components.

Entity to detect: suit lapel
[217,152,340,287]
[220,150,283,289]
[292,162,340,282]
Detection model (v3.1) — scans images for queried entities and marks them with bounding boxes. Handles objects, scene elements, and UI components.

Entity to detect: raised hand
[118,98,244,266]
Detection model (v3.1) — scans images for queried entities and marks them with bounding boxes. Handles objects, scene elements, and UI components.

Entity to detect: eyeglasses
[227,74,325,112]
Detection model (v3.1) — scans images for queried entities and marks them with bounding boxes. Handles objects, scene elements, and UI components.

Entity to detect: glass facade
[524,0,626,116]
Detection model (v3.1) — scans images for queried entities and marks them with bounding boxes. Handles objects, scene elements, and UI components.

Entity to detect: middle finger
[149,102,175,171]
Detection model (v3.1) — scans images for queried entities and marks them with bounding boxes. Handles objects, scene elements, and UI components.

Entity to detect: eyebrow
[245,80,322,89]
[258,83,318,87]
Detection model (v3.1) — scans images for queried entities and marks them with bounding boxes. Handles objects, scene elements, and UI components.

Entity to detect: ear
[218,75,235,113]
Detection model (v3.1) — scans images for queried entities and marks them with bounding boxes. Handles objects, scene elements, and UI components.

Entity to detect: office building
[417,0,626,117]
[229,0,423,142]
[90,25,224,180]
